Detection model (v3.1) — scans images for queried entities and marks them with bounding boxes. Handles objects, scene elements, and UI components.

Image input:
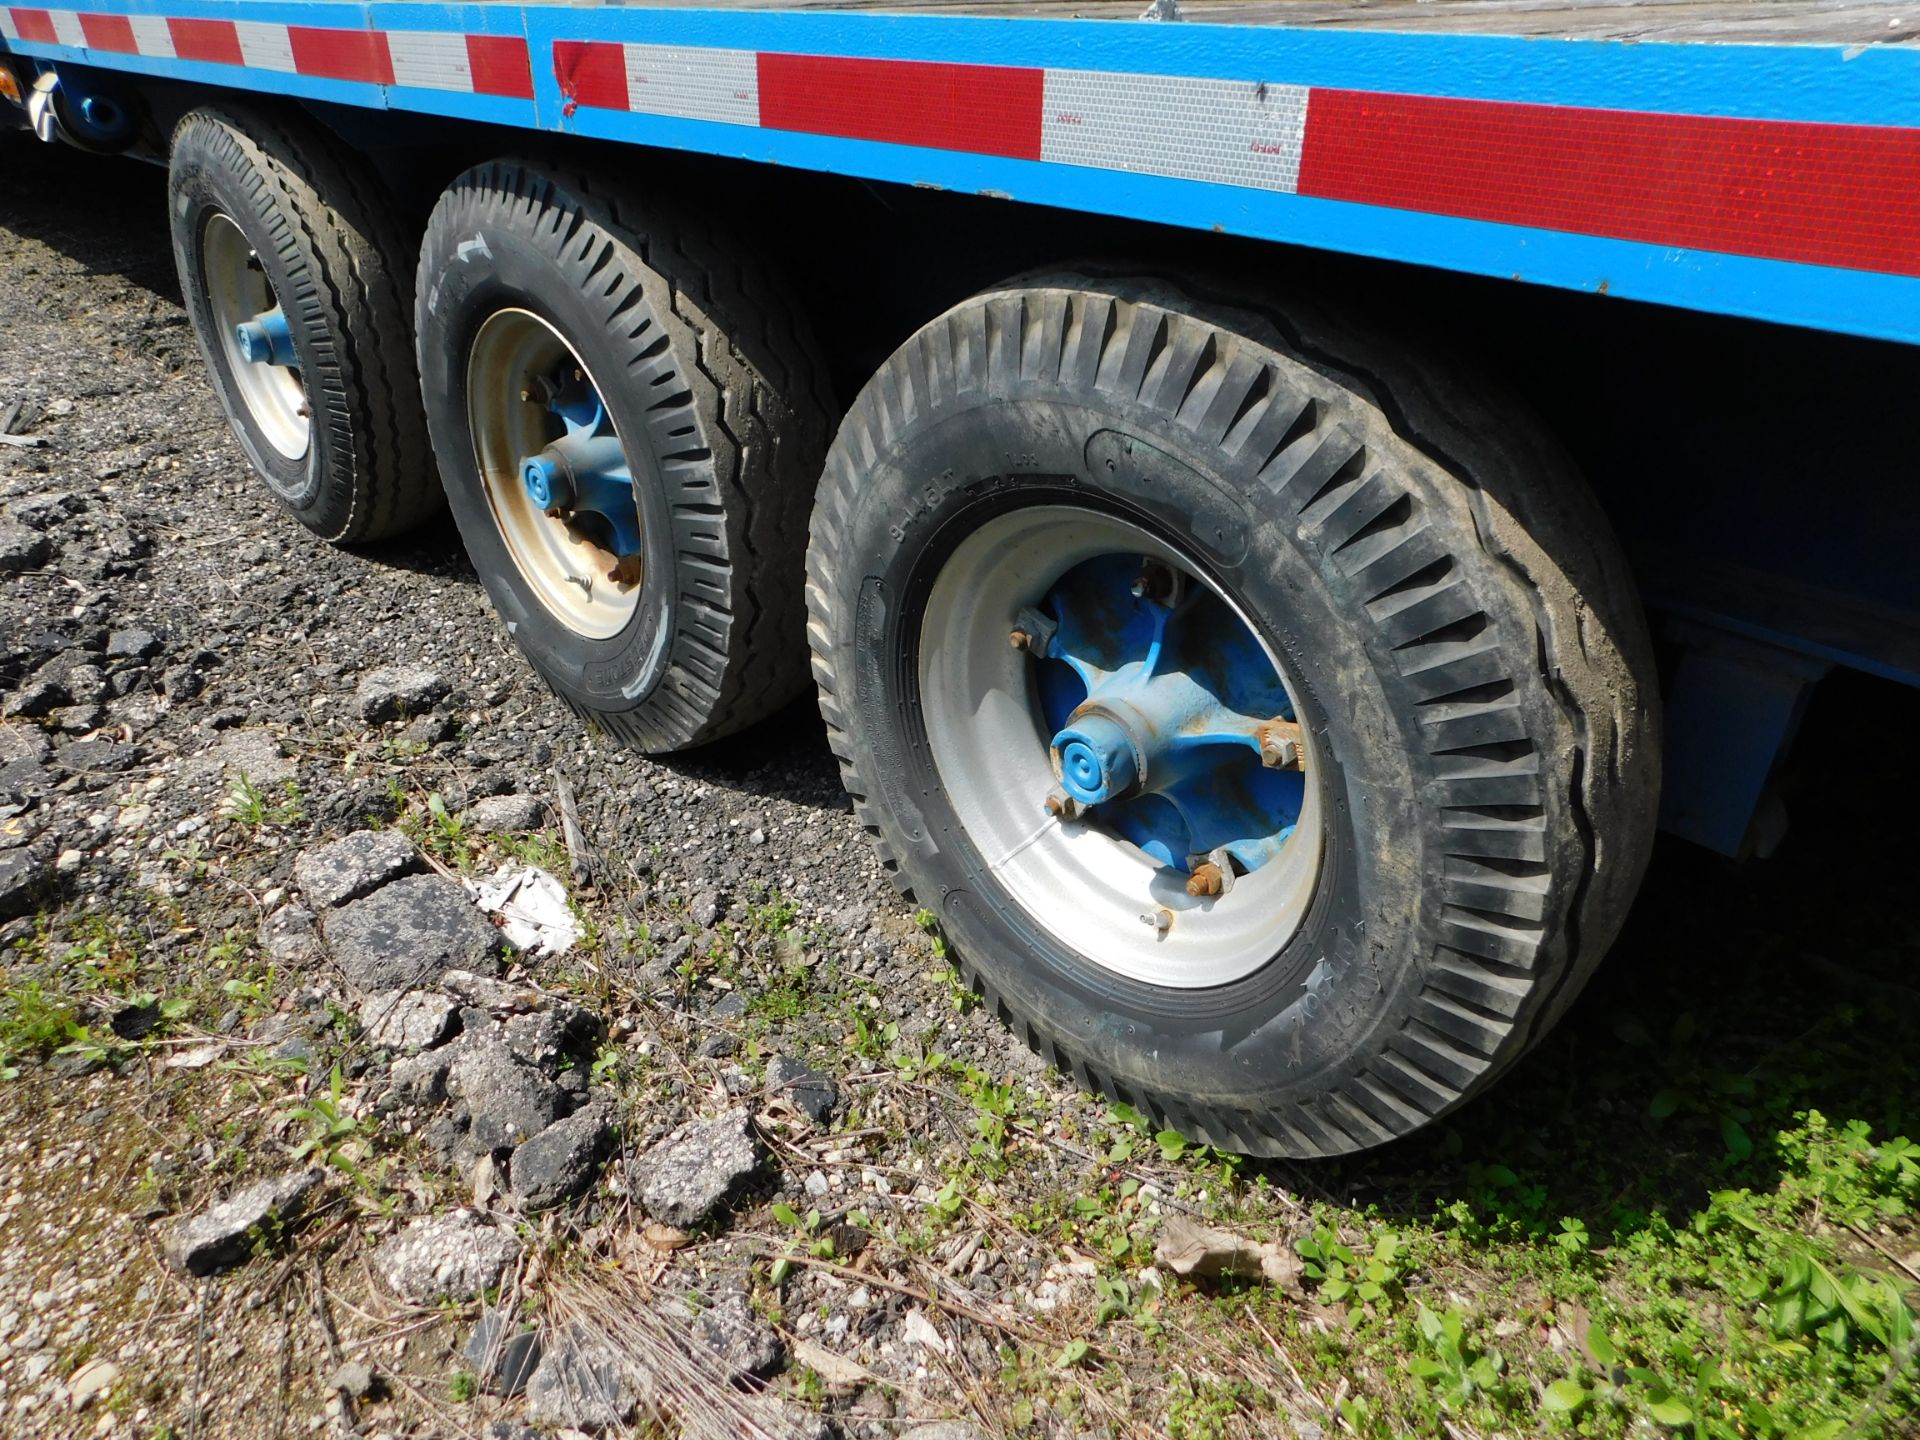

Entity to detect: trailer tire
[807,273,1660,1156]
[167,103,437,543]
[414,160,831,751]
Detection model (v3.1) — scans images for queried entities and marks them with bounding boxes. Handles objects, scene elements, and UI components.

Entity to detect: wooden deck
[587,0,1920,47]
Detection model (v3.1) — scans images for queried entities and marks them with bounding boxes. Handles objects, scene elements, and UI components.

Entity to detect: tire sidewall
[831,387,1434,1116]
[168,123,334,521]
[417,221,680,711]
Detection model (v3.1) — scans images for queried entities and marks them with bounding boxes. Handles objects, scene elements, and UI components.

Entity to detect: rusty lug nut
[1257,719,1305,770]
[1043,789,1083,822]
[1138,907,1173,936]
[1009,628,1034,651]
[1186,862,1227,898]
[606,554,644,586]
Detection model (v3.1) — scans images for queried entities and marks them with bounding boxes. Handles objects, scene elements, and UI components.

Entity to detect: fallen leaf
[1154,1214,1305,1293]
[640,1221,690,1253]
[792,1339,868,1390]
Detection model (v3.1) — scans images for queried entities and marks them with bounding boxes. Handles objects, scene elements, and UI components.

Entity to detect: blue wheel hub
[515,372,640,560]
[233,306,297,367]
[1026,554,1306,884]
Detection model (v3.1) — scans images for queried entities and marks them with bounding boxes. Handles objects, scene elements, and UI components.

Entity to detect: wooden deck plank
[584,0,1919,48]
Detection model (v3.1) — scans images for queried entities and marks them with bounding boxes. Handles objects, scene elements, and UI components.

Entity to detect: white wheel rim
[201,213,309,462]
[919,506,1326,989]
[465,309,643,641]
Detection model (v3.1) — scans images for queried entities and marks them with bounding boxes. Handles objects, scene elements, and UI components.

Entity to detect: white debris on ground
[466,863,581,955]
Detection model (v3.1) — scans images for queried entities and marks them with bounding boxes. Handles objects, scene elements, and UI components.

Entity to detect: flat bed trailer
[3,0,1915,1155]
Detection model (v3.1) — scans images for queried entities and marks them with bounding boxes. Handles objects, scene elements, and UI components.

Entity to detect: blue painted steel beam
[3,2,1918,344]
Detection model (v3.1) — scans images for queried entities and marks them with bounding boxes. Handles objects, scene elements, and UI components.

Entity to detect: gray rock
[904,1425,989,1440]
[465,1308,544,1397]
[400,710,456,747]
[387,1047,457,1108]
[294,830,421,909]
[58,738,140,772]
[636,1107,759,1229]
[328,1360,375,1399]
[440,968,539,1013]
[508,1103,613,1210]
[745,1397,836,1440]
[0,848,52,920]
[5,676,65,719]
[460,794,549,833]
[51,702,102,733]
[359,990,459,1051]
[690,889,723,928]
[65,1357,119,1409]
[448,1041,566,1150]
[188,729,294,786]
[372,1210,520,1303]
[161,1169,322,1275]
[524,1325,634,1431]
[0,521,50,575]
[504,1003,596,1068]
[61,664,108,706]
[324,874,503,993]
[0,725,50,765]
[104,628,160,660]
[766,1056,837,1125]
[261,906,322,968]
[692,1292,784,1380]
[356,666,450,723]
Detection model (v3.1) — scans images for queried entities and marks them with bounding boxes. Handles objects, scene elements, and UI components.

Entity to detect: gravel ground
[0,134,1074,1438]
[2,133,1915,1440]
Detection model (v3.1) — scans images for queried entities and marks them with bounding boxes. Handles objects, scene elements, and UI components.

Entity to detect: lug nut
[1257,719,1305,770]
[1184,846,1238,897]
[1186,862,1226,898]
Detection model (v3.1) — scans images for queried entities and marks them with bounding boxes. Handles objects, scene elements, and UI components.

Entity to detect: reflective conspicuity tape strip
[232,20,296,75]
[1041,70,1309,193]
[622,41,758,128]
[167,17,243,68]
[1295,88,1920,278]
[126,13,173,58]
[0,10,534,98]
[77,10,134,52]
[387,27,471,92]
[757,53,1044,160]
[47,7,82,47]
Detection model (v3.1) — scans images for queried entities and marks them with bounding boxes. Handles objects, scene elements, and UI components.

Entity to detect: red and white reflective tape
[0,7,533,98]
[553,43,1310,193]
[5,11,1917,276]
[551,41,1920,278]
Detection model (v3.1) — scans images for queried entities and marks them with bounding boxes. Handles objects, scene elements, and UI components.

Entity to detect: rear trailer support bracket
[1659,620,1830,860]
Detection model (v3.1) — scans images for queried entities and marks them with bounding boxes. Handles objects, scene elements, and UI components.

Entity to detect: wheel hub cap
[1031,553,1307,881]
[233,306,296,367]
[512,375,640,558]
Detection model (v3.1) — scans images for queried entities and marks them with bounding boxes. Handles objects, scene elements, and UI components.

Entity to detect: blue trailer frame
[4,1,1917,344]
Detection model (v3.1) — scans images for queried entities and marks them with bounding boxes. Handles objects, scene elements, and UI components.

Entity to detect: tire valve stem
[566,573,592,597]
[1139,907,1173,937]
